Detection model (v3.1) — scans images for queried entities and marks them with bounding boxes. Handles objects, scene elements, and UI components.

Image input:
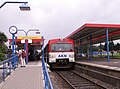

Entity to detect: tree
[109,41,114,51]
[114,43,120,51]
[109,41,114,58]
[0,31,8,61]
[92,46,99,51]
[0,32,7,43]
[104,42,107,51]
[103,41,114,51]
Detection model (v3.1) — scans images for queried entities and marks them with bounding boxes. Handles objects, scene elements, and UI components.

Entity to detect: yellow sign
[18,36,42,39]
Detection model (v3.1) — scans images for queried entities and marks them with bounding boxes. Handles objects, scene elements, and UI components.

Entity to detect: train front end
[48,39,75,69]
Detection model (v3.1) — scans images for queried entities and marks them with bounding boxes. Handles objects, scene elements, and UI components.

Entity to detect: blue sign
[58,54,67,57]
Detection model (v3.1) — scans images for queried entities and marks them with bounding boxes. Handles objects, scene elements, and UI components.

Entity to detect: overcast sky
[0,0,120,45]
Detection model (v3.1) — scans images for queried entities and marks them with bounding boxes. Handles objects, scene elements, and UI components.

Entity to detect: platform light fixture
[0,1,31,11]
[19,3,31,11]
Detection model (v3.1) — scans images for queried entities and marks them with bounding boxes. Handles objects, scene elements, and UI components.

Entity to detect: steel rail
[56,71,76,89]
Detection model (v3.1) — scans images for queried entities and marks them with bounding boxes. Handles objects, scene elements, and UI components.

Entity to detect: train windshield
[51,43,73,52]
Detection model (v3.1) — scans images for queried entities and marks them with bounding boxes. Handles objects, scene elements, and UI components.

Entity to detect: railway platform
[76,58,120,88]
[76,58,120,70]
[0,61,44,89]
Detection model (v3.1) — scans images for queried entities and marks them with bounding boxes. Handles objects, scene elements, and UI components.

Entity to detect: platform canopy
[66,23,120,44]
[9,36,43,44]
[9,36,44,50]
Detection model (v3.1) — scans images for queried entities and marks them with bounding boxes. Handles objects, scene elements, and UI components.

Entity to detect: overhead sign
[21,39,32,43]
[18,36,42,40]
[36,32,40,34]
[28,39,32,43]
[21,39,25,43]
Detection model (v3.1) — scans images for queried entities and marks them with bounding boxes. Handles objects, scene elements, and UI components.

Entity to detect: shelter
[66,23,120,61]
[9,36,44,61]
[9,36,43,50]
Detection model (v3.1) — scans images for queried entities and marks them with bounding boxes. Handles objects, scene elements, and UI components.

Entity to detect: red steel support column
[25,39,28,64]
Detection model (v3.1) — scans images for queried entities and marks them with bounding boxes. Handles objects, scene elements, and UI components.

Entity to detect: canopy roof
[66,23,120,44]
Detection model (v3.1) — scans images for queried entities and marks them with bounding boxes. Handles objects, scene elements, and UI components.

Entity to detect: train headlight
[49,54,56,58]
[69,54,74,58]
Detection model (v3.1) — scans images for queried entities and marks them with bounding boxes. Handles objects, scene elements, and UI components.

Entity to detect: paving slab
[0,61,44,89]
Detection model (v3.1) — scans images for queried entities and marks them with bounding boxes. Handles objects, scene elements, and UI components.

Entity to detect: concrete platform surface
[0,61,44,89]
[76,58,120,70]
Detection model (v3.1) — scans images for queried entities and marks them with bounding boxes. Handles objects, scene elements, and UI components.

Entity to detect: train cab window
[51,43,73,52]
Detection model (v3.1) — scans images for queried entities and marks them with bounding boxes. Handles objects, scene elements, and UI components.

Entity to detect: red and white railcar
[44,38,75,69]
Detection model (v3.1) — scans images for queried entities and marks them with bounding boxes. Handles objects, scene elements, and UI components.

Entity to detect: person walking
[21,49,26,67]
[19,49,26,67]
[18,49,22,64]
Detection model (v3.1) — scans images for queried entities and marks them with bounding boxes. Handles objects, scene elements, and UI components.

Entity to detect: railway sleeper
[74,83,95,87]
[79,86,99,89]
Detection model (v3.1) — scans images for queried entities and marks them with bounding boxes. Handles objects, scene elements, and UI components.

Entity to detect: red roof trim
[79,29,120,45]
[85,23,120,28]
[66,23,120,38]
[92,29,120,41]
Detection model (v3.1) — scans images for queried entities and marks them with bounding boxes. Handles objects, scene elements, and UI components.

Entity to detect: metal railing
[0,55,18,82]
[42,55,53,89]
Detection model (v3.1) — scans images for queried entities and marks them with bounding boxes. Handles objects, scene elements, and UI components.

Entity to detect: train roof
[48,38,74,44]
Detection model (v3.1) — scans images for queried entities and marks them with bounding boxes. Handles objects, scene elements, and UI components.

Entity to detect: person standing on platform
[21,49,26,67]
[18,49,22,64]
[19,49,26,67]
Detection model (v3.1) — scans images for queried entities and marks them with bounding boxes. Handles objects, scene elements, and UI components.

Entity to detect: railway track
[49,71,106,89]
[49,70,71,89]
[55,70,106,89]
[75,63,120,88]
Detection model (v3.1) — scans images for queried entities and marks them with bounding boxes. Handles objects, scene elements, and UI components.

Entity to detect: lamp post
[18,29,39,64]
[1,1,31,55]
[0,1,30,10]
[1,1,31,64]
